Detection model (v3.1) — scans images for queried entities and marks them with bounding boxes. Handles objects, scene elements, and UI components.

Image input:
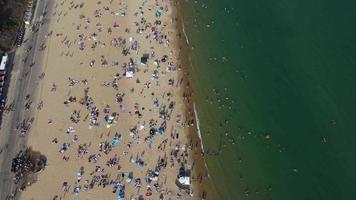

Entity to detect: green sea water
[182,0,356,199]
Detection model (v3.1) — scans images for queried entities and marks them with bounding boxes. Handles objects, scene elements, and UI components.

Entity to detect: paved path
[0,0,53,198]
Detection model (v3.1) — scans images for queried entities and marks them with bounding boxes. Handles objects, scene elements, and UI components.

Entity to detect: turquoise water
[182,0,356,199]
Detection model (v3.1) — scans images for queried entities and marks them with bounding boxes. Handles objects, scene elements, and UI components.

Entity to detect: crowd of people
[5,0,209,199]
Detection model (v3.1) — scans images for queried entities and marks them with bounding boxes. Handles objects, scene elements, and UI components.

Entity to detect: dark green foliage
[0,0,27,51]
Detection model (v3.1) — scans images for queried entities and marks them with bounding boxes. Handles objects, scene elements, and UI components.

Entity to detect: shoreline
[175,1,211,198]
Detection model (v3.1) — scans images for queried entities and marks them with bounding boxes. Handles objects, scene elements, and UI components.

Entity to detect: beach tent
[126,172,133,183]
[118,191,124,200]
[176,167,191,189]
[178,176,191,185]
[125,71,133,78]
[115,183,125,200]
[140,53,149,64]
[155,7,165,17]
[111,135,121,146]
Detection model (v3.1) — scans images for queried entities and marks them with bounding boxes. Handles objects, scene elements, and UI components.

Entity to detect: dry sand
[19,0,207,199]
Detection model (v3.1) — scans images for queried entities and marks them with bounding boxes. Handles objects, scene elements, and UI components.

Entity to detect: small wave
[193,103,204,153]
[182,21,191,47]
[194,103,211,177]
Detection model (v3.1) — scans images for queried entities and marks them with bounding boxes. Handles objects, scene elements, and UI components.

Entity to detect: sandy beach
[6,0,208,199]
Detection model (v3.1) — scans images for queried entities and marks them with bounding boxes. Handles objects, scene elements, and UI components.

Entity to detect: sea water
[182,0,356,199]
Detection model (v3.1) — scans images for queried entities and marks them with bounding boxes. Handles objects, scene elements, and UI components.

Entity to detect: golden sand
[19,0,207,199]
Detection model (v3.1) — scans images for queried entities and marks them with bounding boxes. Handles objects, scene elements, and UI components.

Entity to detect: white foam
[193,103,211,177]
[182,21,191,47]
[193,103,204,153]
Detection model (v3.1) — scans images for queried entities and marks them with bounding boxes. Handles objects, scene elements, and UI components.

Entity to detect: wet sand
[19,0,208,199]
